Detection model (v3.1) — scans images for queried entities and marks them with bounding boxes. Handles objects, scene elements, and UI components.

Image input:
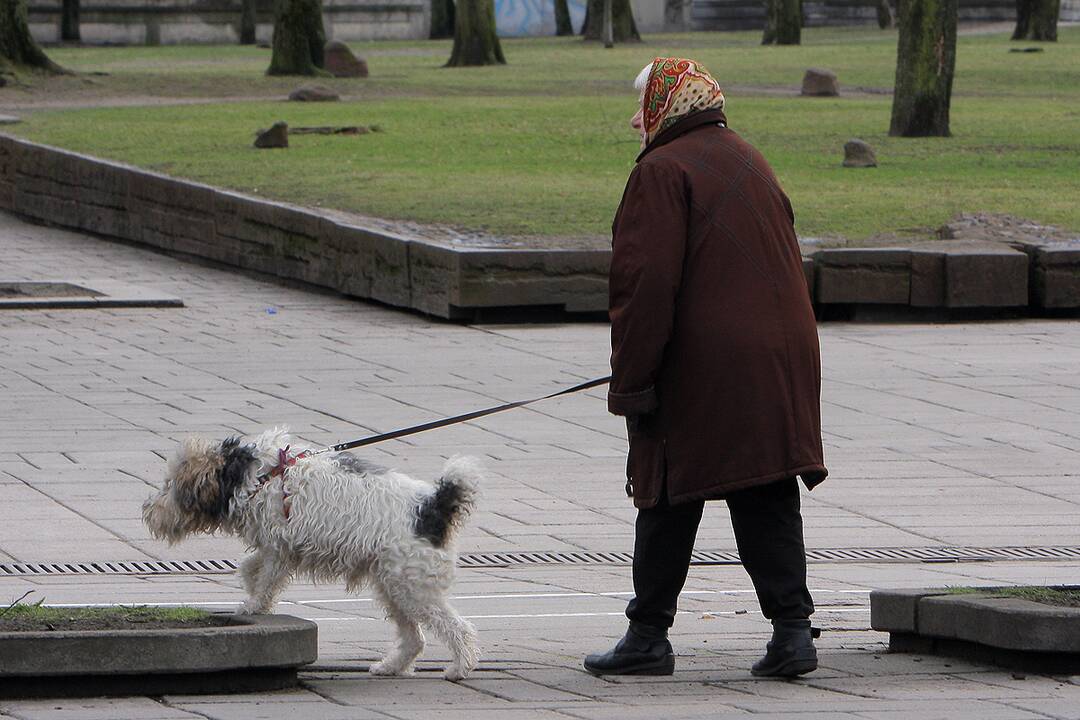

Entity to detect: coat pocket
[626,431,666,508]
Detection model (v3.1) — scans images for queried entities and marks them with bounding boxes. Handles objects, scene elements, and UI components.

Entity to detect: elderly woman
[584,58,828,678]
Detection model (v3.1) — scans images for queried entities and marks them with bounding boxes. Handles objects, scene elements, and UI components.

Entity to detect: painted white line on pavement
[305,608,871,621]
[40,588,870,609]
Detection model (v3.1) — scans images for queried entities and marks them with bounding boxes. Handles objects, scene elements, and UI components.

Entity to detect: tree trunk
[762,0,800,45]
[876,0,895,28]
[555,0,573,35]
[582,0,640,42]
[889,0,957,137]
[267,0,327,76]
[430,0,455,39]
[664,0,690,31]
[1013,0,1059,41]
[1,0,63,72]
[240,0,257,44]
[61,0,80,42]
[446,0,505,66]
[762,0,778,43]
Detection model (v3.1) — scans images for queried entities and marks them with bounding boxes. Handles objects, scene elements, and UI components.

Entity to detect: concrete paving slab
[3,211,1080,716]
[0,698,195,719]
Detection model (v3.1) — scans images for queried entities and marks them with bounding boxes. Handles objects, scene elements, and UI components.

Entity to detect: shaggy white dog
[143,427,482,681]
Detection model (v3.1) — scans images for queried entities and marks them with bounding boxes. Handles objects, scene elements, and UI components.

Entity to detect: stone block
[324,40,369,78]
[941,243,1028,307]
[408,240,459,318]
[215,194,326,281]
[842,139,877,168]
[801,68,839,96]
[77,204,135,240]
[72,155,130,212]
[0,137,12,211]
[813,248,911,304]
[1032,242,1080,309]
[13,185,79,227]
[918,594,1080,653]
[0,614,316,697]
[214,191,278,250]
[321,218,411,309]
[453,248,609,313]
[869,588,948,633]
[14,140,78,186]
[907,241,1029,308]
[909,248,945,307]
[129,170,216,216]
[123,186,220,260]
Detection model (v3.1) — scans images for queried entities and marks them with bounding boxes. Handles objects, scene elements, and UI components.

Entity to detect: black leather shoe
[583,622,675,676]
[751,619,819,678]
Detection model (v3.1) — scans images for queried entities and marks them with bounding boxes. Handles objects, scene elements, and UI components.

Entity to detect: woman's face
[630,102,645,149]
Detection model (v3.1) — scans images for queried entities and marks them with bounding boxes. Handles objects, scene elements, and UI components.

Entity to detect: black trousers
[626,477,814,628]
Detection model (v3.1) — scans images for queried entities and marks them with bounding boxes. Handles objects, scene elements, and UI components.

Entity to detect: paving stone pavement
[1,210,1078,719]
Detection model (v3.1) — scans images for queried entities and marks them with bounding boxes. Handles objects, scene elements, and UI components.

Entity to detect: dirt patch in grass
[0,605,223,632]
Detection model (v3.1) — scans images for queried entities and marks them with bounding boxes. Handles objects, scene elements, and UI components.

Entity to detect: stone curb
[870,588,1080,672]
[2,134,1077,319]
[0,613,317,697]
[0,278,183,309]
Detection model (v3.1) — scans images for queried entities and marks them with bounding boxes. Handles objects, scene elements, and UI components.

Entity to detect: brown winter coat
[609,109,827,509]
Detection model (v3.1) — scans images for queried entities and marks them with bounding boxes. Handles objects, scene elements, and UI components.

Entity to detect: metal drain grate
[3,546,1080,577]
[0,559,238,576]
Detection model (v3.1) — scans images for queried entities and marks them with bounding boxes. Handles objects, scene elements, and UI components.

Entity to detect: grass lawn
[946,586,1080,608]
[5,26,1079,241]
[0,603,216,631]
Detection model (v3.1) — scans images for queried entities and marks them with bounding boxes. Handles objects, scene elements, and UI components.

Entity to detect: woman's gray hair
[634,62,653,93]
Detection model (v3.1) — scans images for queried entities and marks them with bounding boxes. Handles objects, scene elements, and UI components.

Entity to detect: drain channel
[3,546,1080,577]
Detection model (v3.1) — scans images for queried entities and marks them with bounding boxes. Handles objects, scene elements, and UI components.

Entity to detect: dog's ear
[173,436,227,517]
[174,436,255,519]
[217,436,257,516]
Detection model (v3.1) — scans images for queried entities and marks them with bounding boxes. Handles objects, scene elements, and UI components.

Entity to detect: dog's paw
[443,665,469,682]
[238,601,270,615]
[369,660,404,676]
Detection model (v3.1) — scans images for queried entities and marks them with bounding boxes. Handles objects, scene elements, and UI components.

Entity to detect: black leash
[306,375,612,457]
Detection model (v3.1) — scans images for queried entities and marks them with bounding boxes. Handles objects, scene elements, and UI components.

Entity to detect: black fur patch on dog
[217,436,256,518]
[414,478,465,548]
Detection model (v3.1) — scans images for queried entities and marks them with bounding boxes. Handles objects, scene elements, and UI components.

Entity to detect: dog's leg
[239,550,292,614]
[238,551,264,604]
[420,600,478,682]
[382,573,478,682]
[368,583,426,677]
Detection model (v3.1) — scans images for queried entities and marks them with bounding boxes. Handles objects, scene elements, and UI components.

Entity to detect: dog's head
[143,435,258,544]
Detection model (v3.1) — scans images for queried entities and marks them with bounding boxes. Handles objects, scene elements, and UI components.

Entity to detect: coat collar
[636,109,729,162]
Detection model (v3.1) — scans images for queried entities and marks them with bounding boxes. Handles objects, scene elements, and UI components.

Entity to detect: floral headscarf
[641,57,726,146]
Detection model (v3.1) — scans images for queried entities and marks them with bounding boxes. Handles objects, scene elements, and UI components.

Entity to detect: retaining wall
[1,134,1077,320]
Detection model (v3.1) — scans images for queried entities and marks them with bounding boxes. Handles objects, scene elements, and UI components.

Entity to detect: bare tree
[890,0,957,137]
[1013,0,1059,41]
[555,0,574,36]
[1,0,64,72]
[581,0,639,42]
[61,0,79,41]
[446,0,505,66]
[267,0,327,76]
[240,0,257,44]
[876,0,895,29]
[762,0,801,45]
[431,0,455,39]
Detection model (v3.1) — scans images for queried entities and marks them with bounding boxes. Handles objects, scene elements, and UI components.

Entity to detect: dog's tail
[414,456,482,548]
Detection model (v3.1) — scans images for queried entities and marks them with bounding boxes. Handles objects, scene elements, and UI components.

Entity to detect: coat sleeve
[608,161,688,417]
